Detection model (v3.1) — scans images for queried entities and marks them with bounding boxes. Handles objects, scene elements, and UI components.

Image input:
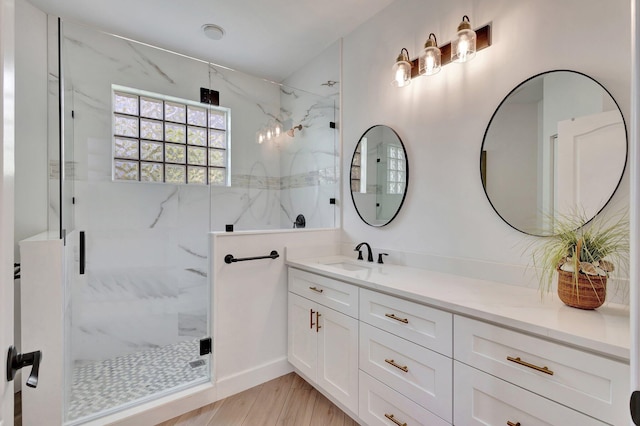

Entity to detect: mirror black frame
[480,69,628,236]
[350,125,409,227]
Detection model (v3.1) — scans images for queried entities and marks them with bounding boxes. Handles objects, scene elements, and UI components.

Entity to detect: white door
[1,0,15,423]
[555,110,626,218]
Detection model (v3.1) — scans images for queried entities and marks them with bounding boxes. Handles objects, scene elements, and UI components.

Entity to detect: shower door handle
[79,230,85,275]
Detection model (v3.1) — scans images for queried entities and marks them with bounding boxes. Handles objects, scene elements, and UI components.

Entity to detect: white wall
[341,0,630,287]
[210,229,340,398]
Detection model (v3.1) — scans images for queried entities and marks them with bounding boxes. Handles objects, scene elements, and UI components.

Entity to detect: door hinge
[200,337,212,356]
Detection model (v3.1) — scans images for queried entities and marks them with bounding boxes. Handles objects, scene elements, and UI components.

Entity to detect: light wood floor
[158,372,359,426]
[14,372,356,426]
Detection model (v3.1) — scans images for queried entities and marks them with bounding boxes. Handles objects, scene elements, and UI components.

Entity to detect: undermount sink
[324,261,371,272]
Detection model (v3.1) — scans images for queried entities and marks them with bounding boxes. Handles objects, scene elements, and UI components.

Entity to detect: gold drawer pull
[385,313,409,324]
[384,413,407,426]
[507,356,554,376]
[507,422,521,426]
[385,358,409,373]
[309,286,323,293]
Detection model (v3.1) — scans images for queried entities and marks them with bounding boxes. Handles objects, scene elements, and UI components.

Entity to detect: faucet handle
[377,253,389,264]
[354,248,363,260]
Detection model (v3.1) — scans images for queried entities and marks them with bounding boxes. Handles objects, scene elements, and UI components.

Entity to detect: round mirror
[350,125,408,227]
[481,70,627,236]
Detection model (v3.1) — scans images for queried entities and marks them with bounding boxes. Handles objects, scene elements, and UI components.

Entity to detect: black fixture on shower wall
[293,214,306,228]
[200,88,220,106]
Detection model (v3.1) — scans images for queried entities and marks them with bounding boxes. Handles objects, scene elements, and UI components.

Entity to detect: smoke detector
[202,24,225,41]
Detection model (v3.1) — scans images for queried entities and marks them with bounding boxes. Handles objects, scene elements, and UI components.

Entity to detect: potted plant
[531,209,629,309]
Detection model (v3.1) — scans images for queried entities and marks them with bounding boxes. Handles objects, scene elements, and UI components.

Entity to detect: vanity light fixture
[418,33,442,76]
[391,17,491,87]
[391,48,412,87]
[452,15,476,63]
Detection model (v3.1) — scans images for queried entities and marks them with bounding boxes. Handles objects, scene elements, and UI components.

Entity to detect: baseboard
[215,356,293,400]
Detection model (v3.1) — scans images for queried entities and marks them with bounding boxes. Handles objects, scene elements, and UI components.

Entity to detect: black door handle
[7,346,42,388]
[79,230,85,275]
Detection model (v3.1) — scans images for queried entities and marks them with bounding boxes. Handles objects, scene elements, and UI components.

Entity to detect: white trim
[632,0,640,395]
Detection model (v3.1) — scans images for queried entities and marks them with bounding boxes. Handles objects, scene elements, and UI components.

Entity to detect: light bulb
[457,36,470,61]
[258,132,264,144]
[418,34,441,76]
[394,66,409,86]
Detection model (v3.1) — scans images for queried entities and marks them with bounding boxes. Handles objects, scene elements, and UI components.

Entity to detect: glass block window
[113,86,230,185]
[387,144,405,195]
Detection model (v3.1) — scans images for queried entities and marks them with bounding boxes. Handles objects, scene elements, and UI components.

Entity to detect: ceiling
[26,0,396,82]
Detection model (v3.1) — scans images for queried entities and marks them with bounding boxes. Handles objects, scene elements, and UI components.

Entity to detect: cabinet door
[288,293,317,381]
[317,305,359,414]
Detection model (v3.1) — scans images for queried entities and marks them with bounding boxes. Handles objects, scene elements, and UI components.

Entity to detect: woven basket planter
[557,268,607,310]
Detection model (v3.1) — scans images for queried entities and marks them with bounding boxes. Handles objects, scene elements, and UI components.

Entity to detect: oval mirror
[481,70,627,236]
[350,125,408,227]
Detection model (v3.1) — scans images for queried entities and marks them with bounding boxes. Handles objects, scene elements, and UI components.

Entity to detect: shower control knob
[6,346,42,388]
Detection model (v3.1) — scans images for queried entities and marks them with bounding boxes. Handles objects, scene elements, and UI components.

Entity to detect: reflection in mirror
[481,70,627,236]
[350,125,408,226]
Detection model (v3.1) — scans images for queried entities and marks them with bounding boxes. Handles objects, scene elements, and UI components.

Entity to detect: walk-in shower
[50,19,339,424]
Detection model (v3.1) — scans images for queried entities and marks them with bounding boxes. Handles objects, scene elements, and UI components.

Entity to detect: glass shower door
[60,20,212,424]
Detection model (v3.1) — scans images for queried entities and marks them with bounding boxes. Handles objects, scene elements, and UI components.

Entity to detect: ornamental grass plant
[530,208,629,304]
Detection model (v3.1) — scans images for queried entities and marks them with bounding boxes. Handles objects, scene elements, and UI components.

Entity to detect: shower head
[286,124,303,137]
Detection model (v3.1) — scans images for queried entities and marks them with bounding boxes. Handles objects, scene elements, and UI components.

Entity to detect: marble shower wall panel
[278,88,338,228]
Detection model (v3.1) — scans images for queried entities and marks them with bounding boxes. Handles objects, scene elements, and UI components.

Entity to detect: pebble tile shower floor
[67,339,208,421]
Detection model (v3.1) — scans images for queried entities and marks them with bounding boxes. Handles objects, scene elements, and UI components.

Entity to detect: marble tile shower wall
[278,86,338,229]
[60,22,337,362]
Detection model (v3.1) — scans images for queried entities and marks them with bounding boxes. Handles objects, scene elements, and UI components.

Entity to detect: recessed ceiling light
[202,24,225,41]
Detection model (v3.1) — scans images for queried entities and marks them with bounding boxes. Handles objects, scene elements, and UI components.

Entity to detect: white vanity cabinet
[454,315,629,425]
[286,261,630,426]
[287,269,359,414]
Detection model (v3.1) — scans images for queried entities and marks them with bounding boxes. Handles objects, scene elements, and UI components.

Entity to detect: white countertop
[286,255,630,361]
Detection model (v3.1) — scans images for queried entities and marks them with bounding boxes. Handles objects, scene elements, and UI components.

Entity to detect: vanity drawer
[454,315,628,425]
[454,361,605,426]
[359,322,452,422]
[288,268,358,317]
[359,370,450,426]
[360,288,452,356]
